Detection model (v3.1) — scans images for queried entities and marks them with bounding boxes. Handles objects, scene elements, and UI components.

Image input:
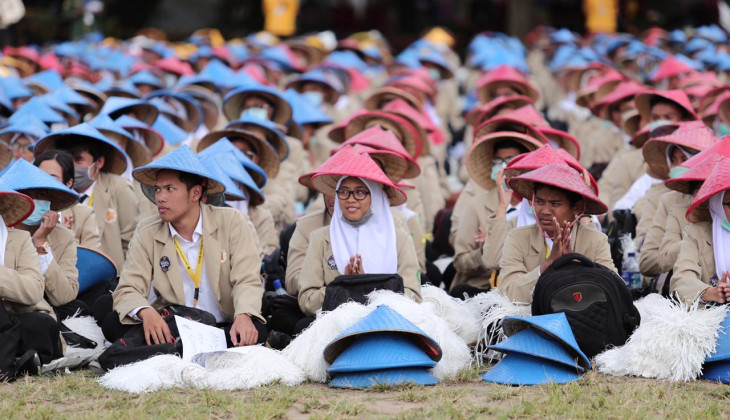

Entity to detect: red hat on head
[575,69,625,108]
[501,105,549,127]
[665,152,724,194]
[634,89,699,128]
[311,151,407,206]
[682,136,730,168]
[536,126,581,160]
[383,98,437,148]
[299,145,361,189]
[388,76,436,101]
[475,65,539,103]
[650,55,695,82]
[475,115,548,145]
[364,86,423,112]
[466,95,534,126]
[156,57,194,76]
[505,144,596,193]
[346,110,425,159]
[38,53,63,73]
[328,109,368,144]
[700,90,730,123]
[347,144,409,183]
[592,81,645,121]
[508,163,608,215]
[642,121,718,179]
[686,156,730,222]
[5,46,39,64]
[338,125,421,179]
[699,86,730,115]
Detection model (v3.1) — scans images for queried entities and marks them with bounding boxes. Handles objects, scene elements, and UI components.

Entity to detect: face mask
[668,166,689,179]
[242,108,268,120]
[649,119,672,131]
[74,165,95,191]
[23,199,51,226]
[716,122,730,137]
[723,220,730,233]
[491,162,507,181]
[50,122,68,132]
[428,68,441,81]
[302,91,324,108]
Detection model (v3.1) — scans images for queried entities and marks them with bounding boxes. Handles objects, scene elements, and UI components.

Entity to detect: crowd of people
[1,23,730,380]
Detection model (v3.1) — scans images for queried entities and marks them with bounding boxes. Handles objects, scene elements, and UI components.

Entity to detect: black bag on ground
[0,305,21,380]
[531,253,641,358]
[98,305,217,371]
[322,273,404,312]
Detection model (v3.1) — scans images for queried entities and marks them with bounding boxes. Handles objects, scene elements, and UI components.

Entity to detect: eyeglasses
[336,188,370,201]
[491,156,516,167]
[11,142,33,152]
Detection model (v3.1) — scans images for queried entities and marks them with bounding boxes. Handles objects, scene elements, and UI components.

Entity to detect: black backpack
[531,253,641,358]
[322,273,404,312]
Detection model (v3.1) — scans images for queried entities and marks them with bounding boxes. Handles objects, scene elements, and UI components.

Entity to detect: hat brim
[481,353,582,386]
[312,172,407,207]
[108,103,160,126]
[76,246,118,293]
[477,80,540,104]
[34,131,129,175]
[347,112,423,159]
[99,129,152,168]
[467,132,543,190]
[0,191,34,227]
[222,90,292,125]
[327,332,437,373]
[17,187,79,212]
[197,130,281,179]
[364,87,423,112]
[329,367,439,388]
[701,361,730,384]
[489,328,586,372]
[538,127,581,160]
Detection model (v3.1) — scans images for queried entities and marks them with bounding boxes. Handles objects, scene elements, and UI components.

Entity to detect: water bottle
[273,279,289,296]
[621,252,642,289]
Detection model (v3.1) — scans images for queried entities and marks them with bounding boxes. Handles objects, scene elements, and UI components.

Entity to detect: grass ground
[2,366,729,419]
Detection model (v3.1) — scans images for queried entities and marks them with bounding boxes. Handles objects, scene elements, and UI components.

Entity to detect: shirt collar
[168,209,203,243]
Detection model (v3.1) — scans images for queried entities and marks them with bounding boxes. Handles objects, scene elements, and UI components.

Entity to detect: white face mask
[242,107,268,120]
[50,122,69,132]
[428,68,441,81]
[302,91,324,107]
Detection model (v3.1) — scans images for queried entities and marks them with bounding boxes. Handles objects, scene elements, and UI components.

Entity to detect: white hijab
[709,193,730,280]
[330,176,397,275]
[0,215,6,266]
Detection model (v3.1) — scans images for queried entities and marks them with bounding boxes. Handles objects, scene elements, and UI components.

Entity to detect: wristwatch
[36,242,50,255]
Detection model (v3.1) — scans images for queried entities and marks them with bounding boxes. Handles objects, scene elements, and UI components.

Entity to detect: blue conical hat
[705,312,730,363]
[53,85,92,107]
[114,114,165,157]
[132,145,225,195]
[0,76,33,100]
[323,305,442,364]
[76,247,117,293]
[0,188,34,227]
[481,353,582,386]
[284,89,333,126]
[0,120,48,144]
[152,114,188,146]
[200,151,264,206]
[328,332,437,373]
[130,70,163,89]
[37,94,80,123]
[34,123,130,175]
[104,79,141,99]
[488,327,585,372]
[222,85,292,125]
[196,138,266,188]
[146,90,202,133]
[329,367,438,389]
[0,159,79,211]
[24,70,64,93]
[99,96,159,125]
[197,155,246,201]
[12,97,66,124]
[197,129,280,178]
[502,313,591,370]
[89,114,151,168]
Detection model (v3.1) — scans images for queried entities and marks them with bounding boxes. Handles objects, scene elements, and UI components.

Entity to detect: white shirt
[78,181,97,206]
[130,212,225,323]
[613,173,663,211]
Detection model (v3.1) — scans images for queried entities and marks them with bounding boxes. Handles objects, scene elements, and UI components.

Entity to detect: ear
[191,185,203,201]
[96,156,105,170]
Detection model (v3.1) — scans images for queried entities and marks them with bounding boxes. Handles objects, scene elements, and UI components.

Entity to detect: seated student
[298,152,422,318]
[499,163,616,304]
[34,150,102,250]
[0,190,58,379]
[0,160,84,320]
[107,146,266,348]
[672,157,730,304]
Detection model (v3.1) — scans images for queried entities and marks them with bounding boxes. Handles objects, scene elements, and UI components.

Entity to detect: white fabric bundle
[465,289,531,363]
[99,346,306,393]
[420,285,481,345]
[595,294,728,382]
[42,315,106,373]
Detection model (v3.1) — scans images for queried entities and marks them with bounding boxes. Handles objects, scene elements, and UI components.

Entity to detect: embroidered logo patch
[327,255,337,270]
[572,292,582,303]
[105,208,117,223]
[160,256,171,272]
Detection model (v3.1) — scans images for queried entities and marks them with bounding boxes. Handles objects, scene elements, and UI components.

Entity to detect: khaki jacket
[63,204,102,250]
[658,203,691,273]
[638,191,691,277]
[248,205,278,256]
[405,211,427,275]
[413,155,445,234]
[634,183,670,244]
[453,190,498,289]
[44,226,79,307]
[298,226,422,316]
[481,215,517,271]
[671,222,715,303]
[499,223,616,303]
[450,180,488,246]
[91,172,140,269]
[598,147,646,211]
[261,174,296,233]
[113,204,265,324]
[1,229,49,316]
[285,209,331,295]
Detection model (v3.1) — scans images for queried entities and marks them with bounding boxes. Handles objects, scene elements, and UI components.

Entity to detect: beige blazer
[658,203,691,273]
[298,226,422,316]
[450,180,489,247]
[453,190,498,289]
[248,205,278,256]
[639,191,691,277]
[481,215,518,271]
[44,225,79,307]
[499,223,616,303]
[63,204,102,250]
[1,229,48,316]
[634,183,670,244]
[113,204,265,324]
[597,146,646,212]
[413,155,445,234]
[285,209,331,295]
[671,222,715,303]
[261,174,296,233]
[91,172,139,269]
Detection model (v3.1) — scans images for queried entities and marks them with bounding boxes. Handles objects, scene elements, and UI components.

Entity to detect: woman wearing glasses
[672,156,730,304]
[297,151,422,317]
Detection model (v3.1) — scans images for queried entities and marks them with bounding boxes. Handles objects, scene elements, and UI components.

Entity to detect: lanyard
[173,236,204,306]
[87,191,94,206]
[545,242,551,259]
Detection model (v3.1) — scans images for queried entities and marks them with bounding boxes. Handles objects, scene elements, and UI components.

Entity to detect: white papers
[174,315,227,362]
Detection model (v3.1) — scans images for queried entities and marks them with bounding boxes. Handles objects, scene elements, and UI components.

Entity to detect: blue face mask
[302,91,324,108]
[491,162,507,181]
[23,199,51,226]
[242,108,268,120]
[428,68,441,81]
[716,122,730,138]
[722,220,730,233]
[668,166,689,179]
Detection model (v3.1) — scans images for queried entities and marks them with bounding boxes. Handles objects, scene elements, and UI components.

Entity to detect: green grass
[1,369,730,419]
